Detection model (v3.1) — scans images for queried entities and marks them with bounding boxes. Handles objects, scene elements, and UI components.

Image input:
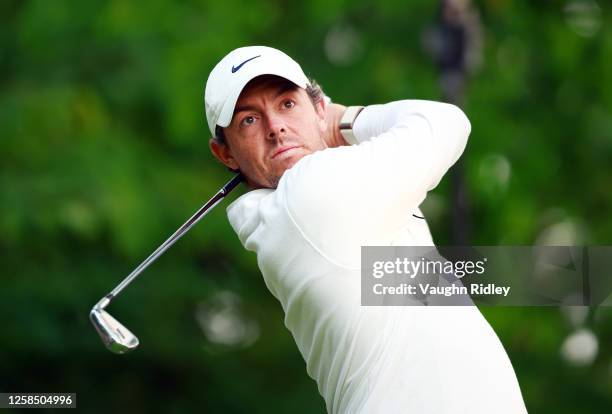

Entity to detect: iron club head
[90,174,243,353]
[90,297,139,354]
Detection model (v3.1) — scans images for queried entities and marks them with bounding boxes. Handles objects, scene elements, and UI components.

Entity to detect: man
[205,46,527,413]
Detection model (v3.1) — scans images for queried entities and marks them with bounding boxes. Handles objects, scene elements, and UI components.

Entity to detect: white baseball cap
[204,46,310,137]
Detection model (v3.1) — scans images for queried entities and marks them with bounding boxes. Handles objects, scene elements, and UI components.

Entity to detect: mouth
[272,146,300,159]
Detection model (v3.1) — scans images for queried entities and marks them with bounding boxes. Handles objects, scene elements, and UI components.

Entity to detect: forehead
[236,75,300,105]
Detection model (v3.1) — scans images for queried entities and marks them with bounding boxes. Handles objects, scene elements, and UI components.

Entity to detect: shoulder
[226,188,273,244]
[278,146,365,219]
[274,146,396,266]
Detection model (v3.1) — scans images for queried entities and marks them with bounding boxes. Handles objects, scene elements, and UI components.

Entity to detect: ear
[314,97,327,134]
[209,138,240,170]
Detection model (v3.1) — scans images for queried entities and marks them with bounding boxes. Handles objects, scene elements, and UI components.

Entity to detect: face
[210,76,327,189]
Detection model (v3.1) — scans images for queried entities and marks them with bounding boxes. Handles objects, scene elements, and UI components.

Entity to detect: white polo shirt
[226,100,527,413]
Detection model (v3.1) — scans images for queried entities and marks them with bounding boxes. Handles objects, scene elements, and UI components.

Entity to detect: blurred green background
[1,0,611,412]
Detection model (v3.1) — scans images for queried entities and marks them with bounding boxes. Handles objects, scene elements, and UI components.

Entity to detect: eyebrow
[234,104,257,114]
[275,81,298,97]
[234,82,298,114]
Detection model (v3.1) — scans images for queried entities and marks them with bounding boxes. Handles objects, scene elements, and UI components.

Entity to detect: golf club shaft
[104,174,243,304]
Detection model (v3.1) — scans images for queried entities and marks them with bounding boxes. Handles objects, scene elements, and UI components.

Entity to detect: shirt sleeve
[353,100,470,171]
[281,100,471,266]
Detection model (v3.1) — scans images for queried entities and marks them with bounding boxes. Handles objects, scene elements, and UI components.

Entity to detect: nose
[265,113,286,142]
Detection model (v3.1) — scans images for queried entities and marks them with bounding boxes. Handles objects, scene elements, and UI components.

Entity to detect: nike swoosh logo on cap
[231,55,261,73]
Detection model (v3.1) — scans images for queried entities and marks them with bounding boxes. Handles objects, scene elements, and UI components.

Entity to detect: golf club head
[90,305,139,354]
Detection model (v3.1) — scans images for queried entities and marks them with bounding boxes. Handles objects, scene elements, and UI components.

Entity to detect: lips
[272,146,300,159]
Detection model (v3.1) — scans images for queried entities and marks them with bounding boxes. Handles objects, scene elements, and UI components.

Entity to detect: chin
[267,159,300,188]
[280,151,308,169]
[266,149,314,188]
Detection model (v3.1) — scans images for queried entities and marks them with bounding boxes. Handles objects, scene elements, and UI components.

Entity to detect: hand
[323,102,348,148]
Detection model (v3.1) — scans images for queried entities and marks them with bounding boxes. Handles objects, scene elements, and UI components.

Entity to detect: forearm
[325,100,471,185]
[353,99,471,190]
[353,100,470,148]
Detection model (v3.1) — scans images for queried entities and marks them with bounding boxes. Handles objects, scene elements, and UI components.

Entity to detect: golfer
[205,46,527,413]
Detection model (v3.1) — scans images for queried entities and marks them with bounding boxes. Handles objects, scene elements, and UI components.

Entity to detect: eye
[282,99,295,109]
[240,115,256,127]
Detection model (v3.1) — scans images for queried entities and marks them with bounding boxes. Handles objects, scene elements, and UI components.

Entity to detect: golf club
[90,173,243,354]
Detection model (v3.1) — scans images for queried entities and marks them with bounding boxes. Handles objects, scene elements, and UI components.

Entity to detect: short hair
[213,78,325,144]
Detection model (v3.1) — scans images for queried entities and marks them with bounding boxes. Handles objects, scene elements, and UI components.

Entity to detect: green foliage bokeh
[1,0,611,412]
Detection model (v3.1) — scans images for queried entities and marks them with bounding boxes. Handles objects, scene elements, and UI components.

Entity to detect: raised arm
[281,100,471,265]
[352,100,470,191]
